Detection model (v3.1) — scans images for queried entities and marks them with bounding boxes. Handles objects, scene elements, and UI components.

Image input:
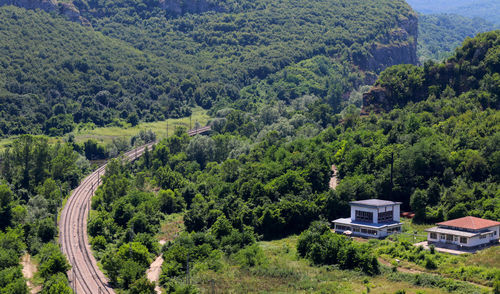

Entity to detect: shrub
[234,244,266,268]
[424,256,437,270]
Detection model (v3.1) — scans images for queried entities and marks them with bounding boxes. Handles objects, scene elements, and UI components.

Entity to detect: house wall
[489,225,500,240]
[393,205,400,222]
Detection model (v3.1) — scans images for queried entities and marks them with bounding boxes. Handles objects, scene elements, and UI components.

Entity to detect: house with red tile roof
[425,216,500,249]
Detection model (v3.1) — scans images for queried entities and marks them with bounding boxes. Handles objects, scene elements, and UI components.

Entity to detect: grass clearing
[193,236,452,294]
[465,245,500,268]
[158,213,185,242]
[0,108,209,150]
[72,107,209,145]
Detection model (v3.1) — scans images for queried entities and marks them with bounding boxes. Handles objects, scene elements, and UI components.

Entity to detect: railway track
[59,142,155,294]
[187,125,211,136]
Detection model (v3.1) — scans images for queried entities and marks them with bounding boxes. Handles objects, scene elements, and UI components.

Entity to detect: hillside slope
[84,31,500,292]
[0,0,418,137]
[0,7,192,136]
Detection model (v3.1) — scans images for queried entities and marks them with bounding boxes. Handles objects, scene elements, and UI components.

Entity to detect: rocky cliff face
[0,0,89,25]
[361,12,420,112]
[357,12,419,76]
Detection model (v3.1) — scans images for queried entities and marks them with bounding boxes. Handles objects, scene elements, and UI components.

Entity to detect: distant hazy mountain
[407,0,500,24]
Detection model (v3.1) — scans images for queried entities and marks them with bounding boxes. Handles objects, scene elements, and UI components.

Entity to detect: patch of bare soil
[329,165,339,189]
[146,253,164,294]
[21,254,42,294]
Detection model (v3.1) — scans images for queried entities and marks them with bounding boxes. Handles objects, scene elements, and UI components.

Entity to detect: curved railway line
[59,143,155,294]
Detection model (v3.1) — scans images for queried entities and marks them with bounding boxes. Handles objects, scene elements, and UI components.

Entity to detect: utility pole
[390,152,394,192]
[186,253,190,285]
[189,115,192,130]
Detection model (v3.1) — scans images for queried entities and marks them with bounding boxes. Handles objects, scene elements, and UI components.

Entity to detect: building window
[353,227,360,232]
[360,228,377,236]
[460,237,467,244]
[430,233,437,239]
[378,211,394,223]
[440,234,445,239]
[446,235,453,241]
[355,210,373,223]
[336,225,351,231]
[480,234,487,239]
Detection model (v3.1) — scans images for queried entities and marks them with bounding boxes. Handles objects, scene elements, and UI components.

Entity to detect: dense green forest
[407,0,500,25]
[0,0,416,136]
[82,31,500,292]
[0,136,92,293]
[417,13,498,62]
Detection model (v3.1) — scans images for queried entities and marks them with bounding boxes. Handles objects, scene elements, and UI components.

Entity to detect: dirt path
[21,254,42,294]
[146,240,167,294]
[329,165,339,189]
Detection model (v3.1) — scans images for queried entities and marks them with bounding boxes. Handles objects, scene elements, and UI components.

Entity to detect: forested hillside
[0,7,191,136]
[85,31,500,292]
[0,0,417,137]
[417,13,498,62]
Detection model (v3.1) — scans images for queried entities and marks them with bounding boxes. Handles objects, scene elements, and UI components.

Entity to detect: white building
[332,199,403,238]
[425,216,500,249]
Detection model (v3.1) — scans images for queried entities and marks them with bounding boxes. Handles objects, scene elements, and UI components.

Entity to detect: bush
[234,244,266,268]
[297,222,379,275]
[424,256,437,270]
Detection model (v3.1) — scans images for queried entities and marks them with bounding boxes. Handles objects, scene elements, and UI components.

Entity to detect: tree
[41,273,72,294]
[128,113,139,127]
[186,136,215,168]
[158,189,184,214]
[39,244,71,279]
[129,277,156,294]
[0,184,13,230]
[410,189,428,223]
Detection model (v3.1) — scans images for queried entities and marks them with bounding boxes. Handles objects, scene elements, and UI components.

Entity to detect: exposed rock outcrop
[355,12,419,75]
[362,86,389,113]
[0,0,90,25]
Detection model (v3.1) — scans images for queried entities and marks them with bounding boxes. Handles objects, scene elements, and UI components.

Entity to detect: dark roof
[350,199,402,207]
[437,216,500,230]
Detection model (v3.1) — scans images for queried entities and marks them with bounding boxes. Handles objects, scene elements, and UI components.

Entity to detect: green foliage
[233,244,266,268]
[40,273,72,294]
[368,30,500,111]
[297,222,379,275]
[38,243,71,280]
[0,0,416,136]
[0,135,86,293]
